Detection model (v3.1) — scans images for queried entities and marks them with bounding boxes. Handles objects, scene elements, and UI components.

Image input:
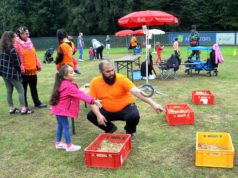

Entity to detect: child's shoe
[66,144,81,152]
[55,142,67,149]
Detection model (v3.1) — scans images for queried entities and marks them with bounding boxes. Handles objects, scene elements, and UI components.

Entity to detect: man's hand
[97,115,107,126]
[94,99,102,108]
[153,103,164,113]
[21,68,25,74]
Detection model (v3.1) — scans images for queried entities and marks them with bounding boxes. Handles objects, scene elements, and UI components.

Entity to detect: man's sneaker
[55,142,66,149]
[105,125,118,133]
[66,144,81,152]
[78,59,84,62]
[125,131,136,140]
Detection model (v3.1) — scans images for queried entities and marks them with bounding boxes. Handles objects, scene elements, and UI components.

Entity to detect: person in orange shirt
[129,34,137,50]
[87,60,163,138]
[15,26,47,110]
[55,29,74,71]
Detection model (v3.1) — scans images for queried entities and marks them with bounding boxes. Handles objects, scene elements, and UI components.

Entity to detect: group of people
[50,60,163,151]
[50,29,164,151]
[130,24,200,66]
[0,25,199,152]
[60,29,165,151]
[77,33,111,61]
[0,27,47,115]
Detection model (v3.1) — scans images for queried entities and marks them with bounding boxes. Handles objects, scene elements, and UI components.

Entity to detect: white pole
[145,27,149,84]
[153,35,156,53]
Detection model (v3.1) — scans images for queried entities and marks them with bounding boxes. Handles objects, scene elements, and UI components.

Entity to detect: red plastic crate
[192,90,214,105]
[165,104,194,126]
[84,133,131,169]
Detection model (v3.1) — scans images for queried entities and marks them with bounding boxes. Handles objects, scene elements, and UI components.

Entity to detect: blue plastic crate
[133,70,142,80]
[134,48,142,54]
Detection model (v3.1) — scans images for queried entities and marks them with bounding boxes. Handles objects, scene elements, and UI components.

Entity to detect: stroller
[43,48,54,64]
[158,54,181,80]
[185,50,218,77]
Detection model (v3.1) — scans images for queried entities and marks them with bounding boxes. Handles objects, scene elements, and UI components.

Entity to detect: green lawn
[0,46,238,178]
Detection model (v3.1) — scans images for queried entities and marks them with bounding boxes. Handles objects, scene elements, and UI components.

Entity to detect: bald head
[99,60,113,72]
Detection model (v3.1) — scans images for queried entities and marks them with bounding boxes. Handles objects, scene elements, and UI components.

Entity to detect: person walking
[77,32,84,61]
[105,35,111,54]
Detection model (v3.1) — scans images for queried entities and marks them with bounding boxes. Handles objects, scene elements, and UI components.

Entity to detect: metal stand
[71,118,76,135]
[142,26,167,97]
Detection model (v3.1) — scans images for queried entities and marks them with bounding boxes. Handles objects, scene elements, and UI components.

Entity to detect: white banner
[237,33,238,45]
[216,33,235,45]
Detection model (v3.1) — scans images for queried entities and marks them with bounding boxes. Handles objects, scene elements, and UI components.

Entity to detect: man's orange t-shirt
[89,73,135,112]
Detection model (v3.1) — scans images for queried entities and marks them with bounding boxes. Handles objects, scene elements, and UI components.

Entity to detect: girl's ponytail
[49,73,61,105]
[49,65,69,105]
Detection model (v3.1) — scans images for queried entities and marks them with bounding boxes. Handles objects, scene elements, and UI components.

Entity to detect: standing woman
[15,26,47,108]
[0,31,33,114]
[55,29,74,71]
[91,39,104,60]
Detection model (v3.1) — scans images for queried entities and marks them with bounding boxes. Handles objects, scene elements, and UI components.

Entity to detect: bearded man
[87,60,163,138]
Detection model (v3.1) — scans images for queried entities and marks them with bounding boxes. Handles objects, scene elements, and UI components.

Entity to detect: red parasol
[133,29,145,36]
[115,30,134,36]
[118,10,178,28]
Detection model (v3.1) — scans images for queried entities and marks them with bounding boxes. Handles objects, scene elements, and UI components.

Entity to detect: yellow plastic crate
[195,132,234,168]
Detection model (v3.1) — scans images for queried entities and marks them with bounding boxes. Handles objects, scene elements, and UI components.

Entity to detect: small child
[155,42,164,64]
[68,36,81,74]
[173,38,180,57]
[50,65,101,152]
[89,47,94,61]
[93,48,97,59]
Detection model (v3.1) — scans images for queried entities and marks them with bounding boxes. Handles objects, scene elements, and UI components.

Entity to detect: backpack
[190,40,197,46]
[141,60,152,77]
[190,31,199,46]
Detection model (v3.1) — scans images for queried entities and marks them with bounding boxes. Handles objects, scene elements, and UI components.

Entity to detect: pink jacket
[213,43,224,64]
[51,80,94,119]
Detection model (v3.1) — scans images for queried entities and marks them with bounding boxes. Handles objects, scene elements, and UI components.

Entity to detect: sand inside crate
[168,109,190,114]
[97,139,123,152]
[195,91,209,95]
[198,144,227,150]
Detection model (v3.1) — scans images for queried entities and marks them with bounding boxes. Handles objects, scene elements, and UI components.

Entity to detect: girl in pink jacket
[50,65,101,152]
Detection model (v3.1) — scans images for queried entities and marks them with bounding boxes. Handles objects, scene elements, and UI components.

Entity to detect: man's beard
[103,73,116,85]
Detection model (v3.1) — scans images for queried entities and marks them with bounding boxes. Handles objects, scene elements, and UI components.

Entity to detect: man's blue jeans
[56,115,71,144]
[78,47,84,60]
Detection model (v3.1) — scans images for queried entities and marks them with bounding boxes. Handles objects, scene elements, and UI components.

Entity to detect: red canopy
[118,10,178,28]
[115,30,134,36]
[133,29,145,36]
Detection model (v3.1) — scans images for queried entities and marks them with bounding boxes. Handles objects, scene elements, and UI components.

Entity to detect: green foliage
[0,0,238,36]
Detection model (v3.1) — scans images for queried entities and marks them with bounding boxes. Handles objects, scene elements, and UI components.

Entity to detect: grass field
[0,46,238,178]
